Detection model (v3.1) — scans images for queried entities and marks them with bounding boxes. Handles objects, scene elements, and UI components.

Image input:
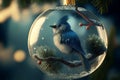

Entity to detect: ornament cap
[61,0,75,6]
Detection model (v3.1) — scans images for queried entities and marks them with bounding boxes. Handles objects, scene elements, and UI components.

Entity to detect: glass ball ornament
[28,0,108,79]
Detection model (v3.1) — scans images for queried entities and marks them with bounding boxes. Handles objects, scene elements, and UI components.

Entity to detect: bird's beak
[50,25,57,28]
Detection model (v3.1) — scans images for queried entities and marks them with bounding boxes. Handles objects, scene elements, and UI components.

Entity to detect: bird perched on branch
[50,15,91,71]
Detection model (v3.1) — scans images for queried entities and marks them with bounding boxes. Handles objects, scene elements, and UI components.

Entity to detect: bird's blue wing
[61,31,80,47]
[61,31,84,53]
[61,31,90,71]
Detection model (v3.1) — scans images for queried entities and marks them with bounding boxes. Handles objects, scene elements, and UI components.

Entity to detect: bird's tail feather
[77,52,91,72]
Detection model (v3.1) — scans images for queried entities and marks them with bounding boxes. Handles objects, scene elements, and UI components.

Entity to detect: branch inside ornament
[75,7,104,30]
[33,36,106,69]
[33,50,105,68]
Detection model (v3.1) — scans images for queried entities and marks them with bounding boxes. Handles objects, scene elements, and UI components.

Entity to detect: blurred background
[0,0,120,80]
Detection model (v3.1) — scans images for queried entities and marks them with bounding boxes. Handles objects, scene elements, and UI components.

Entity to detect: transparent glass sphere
[28,6,108,79]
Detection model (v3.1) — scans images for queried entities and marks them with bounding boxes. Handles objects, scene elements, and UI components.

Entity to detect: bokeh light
[0,43,13,66]
[0,7,11,23]
[0,0,2,6]
[13,50,26,62]
[10,0,20,21]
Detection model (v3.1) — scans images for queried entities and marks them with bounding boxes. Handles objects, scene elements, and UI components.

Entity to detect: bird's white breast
[53,34,72,54]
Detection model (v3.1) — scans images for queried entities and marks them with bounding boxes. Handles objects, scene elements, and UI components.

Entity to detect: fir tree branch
[91,0,112,14]
[90,27,116,80]
[34,52,104,68]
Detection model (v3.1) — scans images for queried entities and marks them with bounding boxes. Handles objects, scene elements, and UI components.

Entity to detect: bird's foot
[79,22,95,30]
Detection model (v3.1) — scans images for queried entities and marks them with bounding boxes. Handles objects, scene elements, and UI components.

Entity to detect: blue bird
[50,15,91,71]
